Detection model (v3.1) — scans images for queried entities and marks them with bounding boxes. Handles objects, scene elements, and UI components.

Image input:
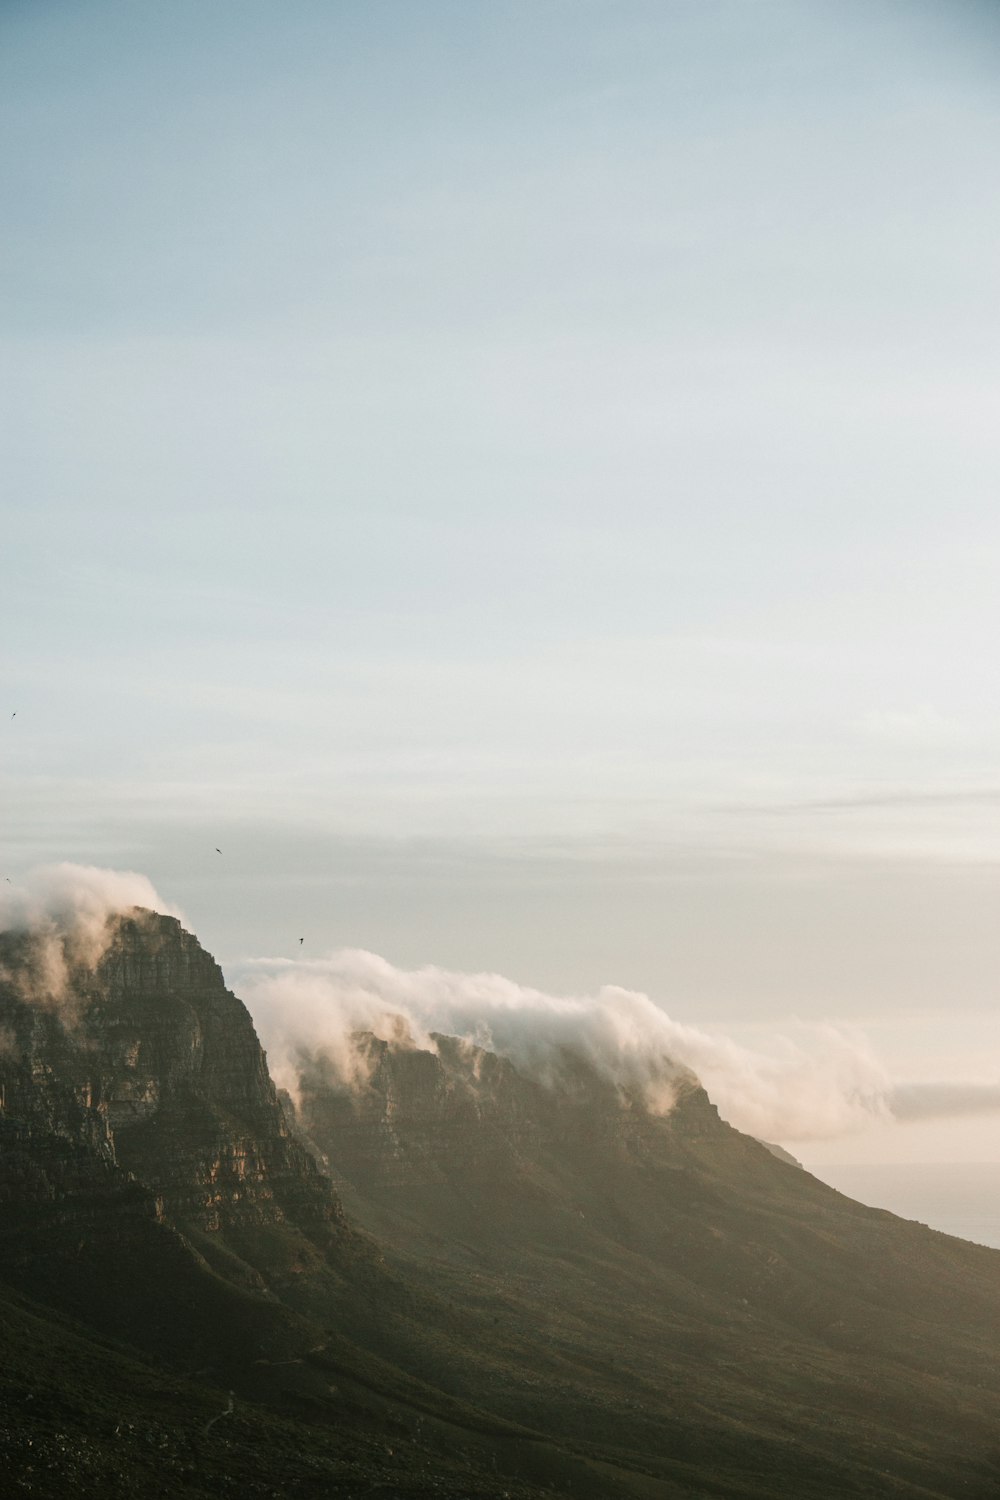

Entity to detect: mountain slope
[5,909,1000,1497]
[293,1026,1000,1498]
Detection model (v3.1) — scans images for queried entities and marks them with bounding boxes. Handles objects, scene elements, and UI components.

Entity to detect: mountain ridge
[4,907,1000,1497]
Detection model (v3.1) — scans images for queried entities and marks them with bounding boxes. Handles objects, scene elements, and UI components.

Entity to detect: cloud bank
[232,949,893,1143]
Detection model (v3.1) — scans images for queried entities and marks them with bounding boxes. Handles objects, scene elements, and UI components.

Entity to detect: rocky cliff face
[296,1026,720,1196]
[0,910,345,1242]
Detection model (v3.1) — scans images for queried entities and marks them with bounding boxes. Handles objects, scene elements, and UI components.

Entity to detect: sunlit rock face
[0,911,344,1238]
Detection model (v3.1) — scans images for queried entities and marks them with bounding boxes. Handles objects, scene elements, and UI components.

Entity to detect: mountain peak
[0,907,347,1245]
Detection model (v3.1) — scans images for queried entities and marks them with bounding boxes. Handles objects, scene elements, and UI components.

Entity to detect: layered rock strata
[0,911,344,1240]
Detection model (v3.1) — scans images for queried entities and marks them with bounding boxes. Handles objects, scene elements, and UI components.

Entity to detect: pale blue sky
[4,1,1000,1159]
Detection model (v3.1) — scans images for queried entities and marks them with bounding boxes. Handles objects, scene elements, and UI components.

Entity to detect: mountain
[4,909,1000,1498]
[0,912,538,1499]
[293,1024,1000,1498]
[0,912,356,1358]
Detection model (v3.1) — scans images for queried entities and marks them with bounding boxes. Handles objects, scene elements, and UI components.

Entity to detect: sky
[3,0,1000,1165]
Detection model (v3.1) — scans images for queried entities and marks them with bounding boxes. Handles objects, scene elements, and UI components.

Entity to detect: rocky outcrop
[297,1031,547,1190]
[296,1027,718,1195]
[0,911,345,1241]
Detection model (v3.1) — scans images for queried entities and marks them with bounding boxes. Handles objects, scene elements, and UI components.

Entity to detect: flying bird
[299,937,304,946]
[215,848,222,854]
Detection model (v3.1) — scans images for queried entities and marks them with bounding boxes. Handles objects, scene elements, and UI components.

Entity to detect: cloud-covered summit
[0,863,181,934]
[6,864,1000,1148]
[0,863,183,1007]
[233,949,894,1143]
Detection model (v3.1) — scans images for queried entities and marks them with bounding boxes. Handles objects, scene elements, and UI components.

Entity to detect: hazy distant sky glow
[4,1,1000,1162]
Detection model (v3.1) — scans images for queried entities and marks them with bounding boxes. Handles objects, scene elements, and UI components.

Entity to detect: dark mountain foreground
[3,911,1000,1498]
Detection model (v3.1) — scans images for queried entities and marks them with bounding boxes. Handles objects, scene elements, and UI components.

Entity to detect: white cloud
[233,949,892,1142]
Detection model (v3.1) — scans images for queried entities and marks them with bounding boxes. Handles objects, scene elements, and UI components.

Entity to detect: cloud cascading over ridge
[0,863,184,1007]
[7,866,1000,1146]
[233,949,894,1143]
[0,863,181,933]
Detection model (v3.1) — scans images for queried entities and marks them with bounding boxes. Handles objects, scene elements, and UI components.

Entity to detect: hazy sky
[4,1,1000,1163]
